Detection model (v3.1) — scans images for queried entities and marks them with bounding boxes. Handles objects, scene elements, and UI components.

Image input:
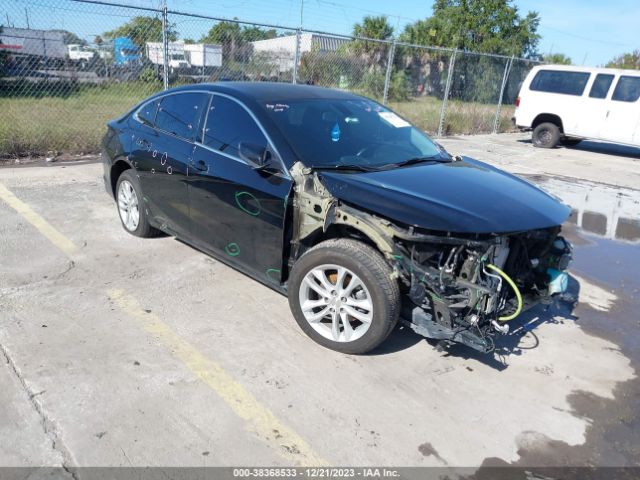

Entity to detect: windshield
[263,98,447,169]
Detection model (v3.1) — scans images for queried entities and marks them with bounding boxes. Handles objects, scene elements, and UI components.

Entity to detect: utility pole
[299,0,304,28]
[161,0,169,90]
[292,0,304,85]
[24,7,30,29]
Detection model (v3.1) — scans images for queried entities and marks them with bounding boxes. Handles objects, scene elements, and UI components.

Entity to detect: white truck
[514,64,640,148]
[67,44,96,69]
[145,41,189,72]
[183,43,222,69]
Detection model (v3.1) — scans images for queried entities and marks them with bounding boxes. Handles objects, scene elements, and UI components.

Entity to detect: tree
[403,0,540,58]
[396,1,541,104]
[241,26,278,42]
[543,53,572,65]
[353,15,394,41]
[104,16,177,47]
[606,50,640,70]
[52,29,86,45]
[200,21,280,63]
[200,21,245,62]
[351,16,394,72]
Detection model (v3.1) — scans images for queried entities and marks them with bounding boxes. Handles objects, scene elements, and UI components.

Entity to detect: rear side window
[589,74,614,99]
[611,76,640,102]
[137,100,158,126]
[530,70,590,96]
[155,93,209,140]
[203,95,268,159]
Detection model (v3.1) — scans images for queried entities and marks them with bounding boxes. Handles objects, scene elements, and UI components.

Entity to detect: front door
[188,94,292,284]
[600,75,640,144]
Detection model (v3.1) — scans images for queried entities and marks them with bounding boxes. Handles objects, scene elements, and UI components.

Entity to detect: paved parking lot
[1,133,639,470]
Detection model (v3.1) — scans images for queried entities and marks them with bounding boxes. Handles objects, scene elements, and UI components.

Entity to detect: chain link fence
[0,0,541,157]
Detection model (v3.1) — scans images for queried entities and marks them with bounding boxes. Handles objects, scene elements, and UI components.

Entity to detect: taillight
[515,96,520,107]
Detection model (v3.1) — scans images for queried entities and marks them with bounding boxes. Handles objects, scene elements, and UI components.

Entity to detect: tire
[115,169,161,238]
[288,239,400,354]
[532,122,561,148]
[562,137,582,147]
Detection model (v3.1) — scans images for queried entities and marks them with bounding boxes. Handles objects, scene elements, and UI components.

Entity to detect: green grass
[0,82,161,157]
[0,82,516,157]
[389,95,516,136]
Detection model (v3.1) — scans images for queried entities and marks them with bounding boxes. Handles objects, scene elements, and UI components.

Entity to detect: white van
[514,65,640,148]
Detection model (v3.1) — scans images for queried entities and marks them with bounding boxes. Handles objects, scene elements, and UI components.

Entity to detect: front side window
[203,95,268,159]
[155,93,209,140]
[530,70,590,96]
[589,74,614,99]
[611,76,640,103]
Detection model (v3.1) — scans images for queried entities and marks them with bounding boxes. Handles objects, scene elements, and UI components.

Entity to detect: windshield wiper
[312,164,380,172]
[391,155,452,168]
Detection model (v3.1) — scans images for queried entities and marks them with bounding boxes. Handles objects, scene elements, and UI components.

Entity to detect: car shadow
[517,138,640,160]
[370,275,581,371]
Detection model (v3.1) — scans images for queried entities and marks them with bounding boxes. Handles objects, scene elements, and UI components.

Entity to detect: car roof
[530,64,640,77]
[167,81,363,102]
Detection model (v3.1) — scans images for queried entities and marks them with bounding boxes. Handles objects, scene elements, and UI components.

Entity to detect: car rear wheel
[532,122,560,148]
[115,170,160,238]
[288,239,400,354]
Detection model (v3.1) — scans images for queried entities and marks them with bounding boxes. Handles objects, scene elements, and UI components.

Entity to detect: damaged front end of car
[288,162,572,353]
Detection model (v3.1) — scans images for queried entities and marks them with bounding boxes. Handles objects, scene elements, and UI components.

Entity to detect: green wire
[486,263,523,322]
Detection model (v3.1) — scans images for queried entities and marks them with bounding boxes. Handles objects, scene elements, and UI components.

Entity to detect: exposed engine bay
[288,162,573,353]
[393,228,572,352]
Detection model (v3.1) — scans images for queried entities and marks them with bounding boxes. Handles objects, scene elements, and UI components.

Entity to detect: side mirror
[238,142,267,169]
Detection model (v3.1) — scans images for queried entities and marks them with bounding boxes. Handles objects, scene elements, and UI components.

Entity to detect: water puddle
[526,174,640,244]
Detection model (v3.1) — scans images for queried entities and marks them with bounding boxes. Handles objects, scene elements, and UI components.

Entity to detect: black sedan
[102,82,572,354]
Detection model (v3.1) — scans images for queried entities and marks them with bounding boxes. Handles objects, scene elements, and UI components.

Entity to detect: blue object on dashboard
[331,122,340,142]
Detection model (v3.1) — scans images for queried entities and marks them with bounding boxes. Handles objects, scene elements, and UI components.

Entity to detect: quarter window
[155,93,209,140]
[530,70,590,96]
[203,95,268,159]
[589,74,614,99]
[138,99,158,126]
[611,76,640,103]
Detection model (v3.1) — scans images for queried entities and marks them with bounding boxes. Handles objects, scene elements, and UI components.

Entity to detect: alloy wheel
[117,180,140,232]
[298,264,373,342]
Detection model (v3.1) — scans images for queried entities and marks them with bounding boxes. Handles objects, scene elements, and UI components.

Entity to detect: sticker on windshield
[379,111,410,128]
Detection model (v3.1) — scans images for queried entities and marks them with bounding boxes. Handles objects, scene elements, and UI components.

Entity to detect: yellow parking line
[0,181,78,257]
[108,288,328,467]
[1,178,325,465]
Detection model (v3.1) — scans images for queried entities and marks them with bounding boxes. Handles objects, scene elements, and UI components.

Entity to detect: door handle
[192,159,208,172]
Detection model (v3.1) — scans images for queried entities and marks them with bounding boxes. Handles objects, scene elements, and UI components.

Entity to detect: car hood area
[317,157,571,234]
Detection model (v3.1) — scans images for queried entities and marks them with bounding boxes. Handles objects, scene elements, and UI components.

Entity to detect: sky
[3,0,638,66]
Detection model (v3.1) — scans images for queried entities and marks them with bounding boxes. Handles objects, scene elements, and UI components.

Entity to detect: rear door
[188,93,292,284]
[136,91,209,238]
[600,75,640,145]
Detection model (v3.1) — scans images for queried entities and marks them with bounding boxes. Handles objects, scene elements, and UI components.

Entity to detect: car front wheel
[288,239,400,354]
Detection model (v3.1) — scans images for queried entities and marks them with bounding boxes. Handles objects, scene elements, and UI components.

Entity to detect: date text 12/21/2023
[232,468,400,478]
